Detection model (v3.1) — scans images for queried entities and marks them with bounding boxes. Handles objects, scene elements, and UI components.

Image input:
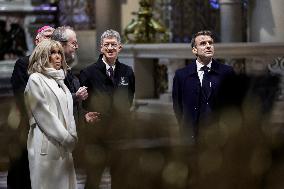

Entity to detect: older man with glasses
[51,26,99,126]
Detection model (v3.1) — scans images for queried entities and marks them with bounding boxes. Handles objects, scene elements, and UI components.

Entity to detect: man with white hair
[51,26,99,126]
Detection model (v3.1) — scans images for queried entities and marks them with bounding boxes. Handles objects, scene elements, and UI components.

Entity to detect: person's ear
[192,46,197,55]
[117,44,122,52]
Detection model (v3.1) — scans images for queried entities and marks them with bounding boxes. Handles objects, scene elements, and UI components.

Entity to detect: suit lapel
[186,62,201,95]
[95,58,118,96]
[207,59,221,100]
[97,55,126,87]
[113,62,122,87]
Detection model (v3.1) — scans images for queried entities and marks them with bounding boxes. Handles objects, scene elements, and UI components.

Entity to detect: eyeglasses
[103,43,118,48]
[68,41,78,48]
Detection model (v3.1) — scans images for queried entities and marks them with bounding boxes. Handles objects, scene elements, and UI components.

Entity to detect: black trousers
[7,148,31,189]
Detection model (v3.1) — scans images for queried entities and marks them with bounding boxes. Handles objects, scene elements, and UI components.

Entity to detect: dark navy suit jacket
[79,54,135,140]
[172,59,235,138]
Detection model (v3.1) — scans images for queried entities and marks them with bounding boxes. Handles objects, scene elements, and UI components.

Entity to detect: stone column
[219,0,244,74]
[95,0,122,56]
[249,0,284,42]
[219,0,243,42]
[159,58,185,102]
[248,0,284,74]
[248,0,284,123]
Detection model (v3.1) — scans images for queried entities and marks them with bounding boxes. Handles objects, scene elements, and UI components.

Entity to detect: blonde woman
[25,40,77,189]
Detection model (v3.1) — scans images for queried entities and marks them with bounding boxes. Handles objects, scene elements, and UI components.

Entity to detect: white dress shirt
[102,57,116,77]
[196,60,212,86]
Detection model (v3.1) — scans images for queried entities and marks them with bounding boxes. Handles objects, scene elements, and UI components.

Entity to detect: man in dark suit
[9,25,55,189]
[172,30,235,141]
[79,29,135,189]
[51,26,99,173]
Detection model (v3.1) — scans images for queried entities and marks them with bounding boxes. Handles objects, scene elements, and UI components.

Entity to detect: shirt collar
[102,57,116,70]
[196,59,212,71]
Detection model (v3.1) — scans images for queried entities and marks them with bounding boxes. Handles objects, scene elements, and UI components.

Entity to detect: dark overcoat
[79,54,135,140]
[172,59,235,138]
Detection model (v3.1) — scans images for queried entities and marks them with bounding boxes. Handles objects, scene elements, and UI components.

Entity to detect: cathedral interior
[0,0,284,188]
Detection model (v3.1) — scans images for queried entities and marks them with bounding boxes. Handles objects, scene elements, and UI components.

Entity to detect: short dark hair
[191,30,214,48]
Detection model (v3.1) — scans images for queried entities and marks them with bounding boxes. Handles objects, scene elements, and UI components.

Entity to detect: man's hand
[76,86,88,101]
[85,112,100,123]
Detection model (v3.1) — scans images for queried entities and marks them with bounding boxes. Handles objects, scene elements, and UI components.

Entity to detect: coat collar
[210,59,222,74]
[96,54,122,71]
[187,59,221,76]
[96,54,123,85]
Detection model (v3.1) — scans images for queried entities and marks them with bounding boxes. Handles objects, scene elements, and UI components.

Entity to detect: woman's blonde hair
[28,39,67,74]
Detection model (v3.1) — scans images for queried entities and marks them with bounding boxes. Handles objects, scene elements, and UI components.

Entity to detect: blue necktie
[201,66,211,99]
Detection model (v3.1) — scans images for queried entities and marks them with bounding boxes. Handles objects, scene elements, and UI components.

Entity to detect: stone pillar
[158,58,185,102]
[219,0,243,42]
[119,51,155,99]
[95,0,122,56]
[248,0,284,123]
[248,0,284,74]
[249,0,284,42]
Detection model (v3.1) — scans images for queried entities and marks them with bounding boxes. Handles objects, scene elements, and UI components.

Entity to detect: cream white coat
[25,72,77,189]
